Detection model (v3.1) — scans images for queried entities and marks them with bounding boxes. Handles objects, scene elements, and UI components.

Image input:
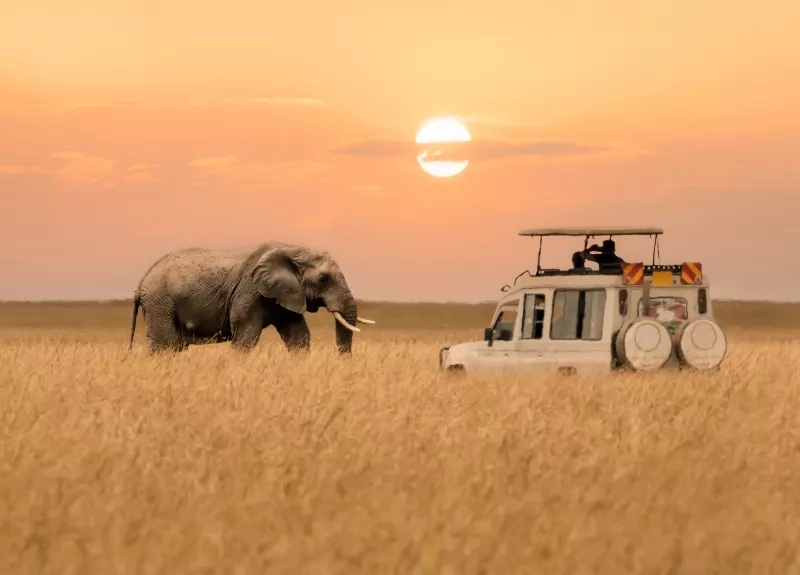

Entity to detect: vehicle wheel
[615,317,673,372]
[446,365,466,375]
[674,318,727,370]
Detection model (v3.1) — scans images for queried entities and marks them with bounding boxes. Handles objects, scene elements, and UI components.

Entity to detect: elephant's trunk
[333,296,358,354]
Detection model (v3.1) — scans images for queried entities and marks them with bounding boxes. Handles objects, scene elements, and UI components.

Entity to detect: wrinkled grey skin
[129,241,368,354]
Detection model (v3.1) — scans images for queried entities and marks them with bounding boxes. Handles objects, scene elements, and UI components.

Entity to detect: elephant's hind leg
[145,309,186,354]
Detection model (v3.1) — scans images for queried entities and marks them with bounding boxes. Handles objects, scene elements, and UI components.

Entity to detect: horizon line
[1,297,799,306]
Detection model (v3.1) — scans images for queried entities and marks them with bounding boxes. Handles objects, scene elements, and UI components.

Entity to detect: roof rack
[519,227,663,237]
[519,226,664,275]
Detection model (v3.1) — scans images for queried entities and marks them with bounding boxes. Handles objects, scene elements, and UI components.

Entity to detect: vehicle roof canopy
[518,227,663,237]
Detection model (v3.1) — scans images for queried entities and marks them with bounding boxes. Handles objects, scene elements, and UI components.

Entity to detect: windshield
[493,302,519,331]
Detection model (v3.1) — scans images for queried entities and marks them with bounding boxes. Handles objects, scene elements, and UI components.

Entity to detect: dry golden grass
[2,300,800,574]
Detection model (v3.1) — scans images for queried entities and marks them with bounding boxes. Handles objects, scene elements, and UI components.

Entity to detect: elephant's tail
[129,291,141,351]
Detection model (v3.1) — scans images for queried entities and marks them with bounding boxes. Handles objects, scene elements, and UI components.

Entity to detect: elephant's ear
[251,247,307,314]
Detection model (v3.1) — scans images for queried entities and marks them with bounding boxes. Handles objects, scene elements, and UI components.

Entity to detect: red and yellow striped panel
[681,262,703,285]
[622,262,644,285]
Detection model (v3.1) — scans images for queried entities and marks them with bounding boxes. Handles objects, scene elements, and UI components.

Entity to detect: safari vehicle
[438,227,727,375]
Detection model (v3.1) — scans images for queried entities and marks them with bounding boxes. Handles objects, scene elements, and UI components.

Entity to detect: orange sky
[1,0,799,302]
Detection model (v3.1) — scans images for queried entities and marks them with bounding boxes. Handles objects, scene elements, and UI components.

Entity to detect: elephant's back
[138,247,248,299]
[137,243,281,293]
[143,246,250,271]
[166,245,274,264]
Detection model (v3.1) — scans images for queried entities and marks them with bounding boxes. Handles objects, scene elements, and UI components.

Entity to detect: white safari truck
[439,227,728,375]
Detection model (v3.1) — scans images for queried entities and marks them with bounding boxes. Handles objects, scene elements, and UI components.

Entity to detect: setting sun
[415,117,471,178]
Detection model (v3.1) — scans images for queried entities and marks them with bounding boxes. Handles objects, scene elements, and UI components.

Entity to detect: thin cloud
[48,97,324,110]
[459,114,543,133]
[188,155,239,171]
[185,96,325,108]
[123,163,158,173]
[0,164,41,176]
[47,152,158,187]
[333,138,605,162]
[188,154,330,189]
[51,151,116,186]
[334,140,411,158]
[122,163,158,183]
[249,97,324,107]
[45,101,139,113]
[473,140,605,159]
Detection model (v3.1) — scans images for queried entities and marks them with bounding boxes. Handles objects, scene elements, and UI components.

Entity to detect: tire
[615,317,673,372]
[674,318,727,370]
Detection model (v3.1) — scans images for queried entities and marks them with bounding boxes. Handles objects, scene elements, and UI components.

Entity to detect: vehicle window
[522,294,546,339]
[493,300,520,339]
[639,296,688,333]
[550,289,606,341]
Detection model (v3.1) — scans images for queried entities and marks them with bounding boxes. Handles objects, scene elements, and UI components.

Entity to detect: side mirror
[483,327,494,346]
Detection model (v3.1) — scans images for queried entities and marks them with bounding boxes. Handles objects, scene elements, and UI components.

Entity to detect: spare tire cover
[615,317,673,371]
[675,318,727,370]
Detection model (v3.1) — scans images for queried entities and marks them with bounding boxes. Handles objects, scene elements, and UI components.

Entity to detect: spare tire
[674,318,727,370]
[615,317,673,371]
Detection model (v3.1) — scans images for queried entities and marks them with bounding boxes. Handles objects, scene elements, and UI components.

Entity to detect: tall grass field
[2,300,800,574]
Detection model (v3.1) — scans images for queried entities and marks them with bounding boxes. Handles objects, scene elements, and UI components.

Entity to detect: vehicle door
[548,287,613,374]
[475,298,521,371]
[512,291,552,372]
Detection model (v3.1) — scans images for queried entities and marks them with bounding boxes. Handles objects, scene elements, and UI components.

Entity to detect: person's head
[601,239,616,253]
[572,252,585,268]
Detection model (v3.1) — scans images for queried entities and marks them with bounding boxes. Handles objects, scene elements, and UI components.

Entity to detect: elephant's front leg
[275,314,311,352]
[230,308,265,351]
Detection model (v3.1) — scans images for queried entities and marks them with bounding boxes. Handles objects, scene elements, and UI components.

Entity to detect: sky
[1,0,799,302]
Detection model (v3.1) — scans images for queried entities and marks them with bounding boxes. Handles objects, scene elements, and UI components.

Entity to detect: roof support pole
[536,236,543,275]
[651,234,660,266]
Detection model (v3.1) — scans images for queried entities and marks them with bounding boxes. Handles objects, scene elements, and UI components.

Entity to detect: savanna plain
[2,300,800,574]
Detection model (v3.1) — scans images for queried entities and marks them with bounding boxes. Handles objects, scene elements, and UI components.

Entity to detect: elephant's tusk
[357,316,376,325]
[333,312,360,332]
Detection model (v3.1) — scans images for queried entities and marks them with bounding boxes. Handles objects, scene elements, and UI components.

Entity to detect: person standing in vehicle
[572,239,625,269]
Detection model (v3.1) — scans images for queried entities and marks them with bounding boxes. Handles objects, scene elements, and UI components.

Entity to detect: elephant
[128,241,375,354]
